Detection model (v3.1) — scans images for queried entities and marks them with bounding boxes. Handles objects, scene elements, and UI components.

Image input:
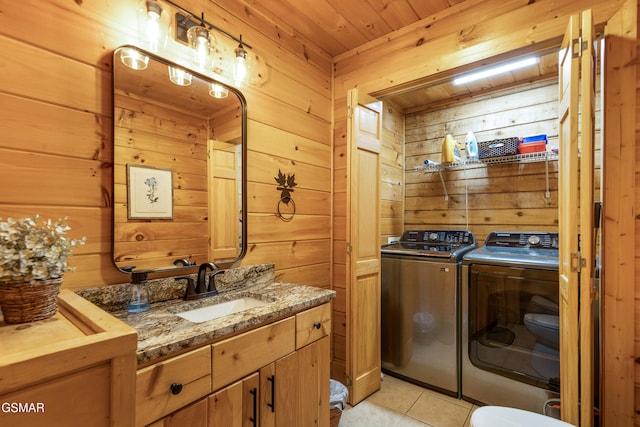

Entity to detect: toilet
[470,406,575,427]
[523,296,560,378]
[523,313,559,349]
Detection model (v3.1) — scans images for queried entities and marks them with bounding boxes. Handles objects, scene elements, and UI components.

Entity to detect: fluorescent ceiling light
[453,56,539,85]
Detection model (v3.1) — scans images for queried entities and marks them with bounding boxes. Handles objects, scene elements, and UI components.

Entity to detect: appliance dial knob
[429,233,439,241]
[528,235,541,246]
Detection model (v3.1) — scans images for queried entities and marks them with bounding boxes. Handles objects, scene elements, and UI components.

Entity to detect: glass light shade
[120,47,149,70]
[187,26,214,70]
[234,46,248,87]
[209,83,228,99]
[168,66,193,86]
[137,0,170,53]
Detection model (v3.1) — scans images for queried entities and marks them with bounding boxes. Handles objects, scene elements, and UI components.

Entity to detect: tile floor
[338,375,478,427]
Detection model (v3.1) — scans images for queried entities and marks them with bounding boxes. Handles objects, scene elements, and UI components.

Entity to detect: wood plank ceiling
[239,0,467,57]
[239,0,559,110]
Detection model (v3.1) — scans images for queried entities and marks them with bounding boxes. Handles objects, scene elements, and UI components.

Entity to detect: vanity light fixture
[133,0,255,84]
[137,0,170,53]
[168,66,192,86]
[234,35,248,87]
[169,0,253,84]
[453,56,539,85]
[209,83,228,99]
[119,47,150,70]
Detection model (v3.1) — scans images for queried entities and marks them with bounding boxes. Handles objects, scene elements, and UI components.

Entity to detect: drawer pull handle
[249,387,257,426]
[313,322,322,329]
[267,375,275,412]
[170,383,183,395]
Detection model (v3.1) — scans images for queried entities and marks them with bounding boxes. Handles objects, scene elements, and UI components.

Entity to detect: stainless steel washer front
[381,229,476,396]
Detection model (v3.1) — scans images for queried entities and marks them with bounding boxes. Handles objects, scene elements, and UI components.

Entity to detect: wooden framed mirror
[112,45,247,274]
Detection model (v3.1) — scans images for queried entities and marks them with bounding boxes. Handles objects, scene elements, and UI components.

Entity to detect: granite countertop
[76,264,335,365]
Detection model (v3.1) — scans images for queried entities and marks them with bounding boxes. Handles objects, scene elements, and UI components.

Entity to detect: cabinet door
[260,352,298,427]
[298,336,330,427]
[158,398,207,427]
[208,380,243,427]
[209,373,259,427]
[242,374,260,427]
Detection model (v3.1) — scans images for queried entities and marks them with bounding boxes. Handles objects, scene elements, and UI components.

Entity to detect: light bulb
[234,46,248,86]
[146,10,160,52]
[188,26,212,70]
[139,0,167,53]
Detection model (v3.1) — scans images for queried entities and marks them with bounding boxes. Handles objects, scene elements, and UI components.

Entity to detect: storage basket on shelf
[477,137,519,159]
[518,134,548,154]
[0,278,62,323]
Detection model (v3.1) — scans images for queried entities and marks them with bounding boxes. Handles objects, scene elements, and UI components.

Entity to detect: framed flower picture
[127,164,174,219]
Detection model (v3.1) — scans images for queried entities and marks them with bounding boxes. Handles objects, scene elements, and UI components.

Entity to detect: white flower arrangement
[0,215,86,285]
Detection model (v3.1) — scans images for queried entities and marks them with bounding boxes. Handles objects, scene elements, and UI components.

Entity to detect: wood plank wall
[332,0,630,421]
[380,101,405,245]
[602,1,638,425]
[0,0,333,289]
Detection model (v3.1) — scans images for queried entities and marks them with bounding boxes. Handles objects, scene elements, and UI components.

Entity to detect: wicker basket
[0,278,62,324]
[330,407,342,427]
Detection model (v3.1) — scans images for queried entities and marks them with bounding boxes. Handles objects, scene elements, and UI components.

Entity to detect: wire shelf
[415,151,558,172]
[415,150,558,201]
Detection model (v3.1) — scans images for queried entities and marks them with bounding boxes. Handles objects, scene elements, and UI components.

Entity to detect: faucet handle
[176,276,196,300]
[207,270,225,294]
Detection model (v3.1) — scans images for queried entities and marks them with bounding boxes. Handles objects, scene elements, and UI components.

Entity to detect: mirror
[112,45,247,274]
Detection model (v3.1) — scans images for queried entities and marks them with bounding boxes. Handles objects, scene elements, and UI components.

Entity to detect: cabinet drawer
[296,303,332,349]
[212,317,295,390]
[136,346,211,426]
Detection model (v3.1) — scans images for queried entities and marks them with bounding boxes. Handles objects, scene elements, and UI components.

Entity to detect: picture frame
[127,164,174,219]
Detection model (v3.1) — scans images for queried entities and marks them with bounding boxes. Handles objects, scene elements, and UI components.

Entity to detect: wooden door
[208,139,240,261]
[346,88,382,405]
[558,9,596,427]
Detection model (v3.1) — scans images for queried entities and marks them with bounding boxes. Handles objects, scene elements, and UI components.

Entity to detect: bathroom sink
[177,297,268,323]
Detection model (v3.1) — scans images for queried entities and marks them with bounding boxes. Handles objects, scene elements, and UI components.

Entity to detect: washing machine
[381,229,476,396]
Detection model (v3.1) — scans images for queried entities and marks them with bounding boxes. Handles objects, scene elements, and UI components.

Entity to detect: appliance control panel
[486,232,559,250]
[401,230,475,245]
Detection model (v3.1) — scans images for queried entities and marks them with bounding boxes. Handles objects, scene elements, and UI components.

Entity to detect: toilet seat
[531,295,559,315]
[470,406,575,427]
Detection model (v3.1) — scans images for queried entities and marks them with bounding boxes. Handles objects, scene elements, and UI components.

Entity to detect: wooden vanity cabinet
[0,290,137,427]
[141,303,332,427]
